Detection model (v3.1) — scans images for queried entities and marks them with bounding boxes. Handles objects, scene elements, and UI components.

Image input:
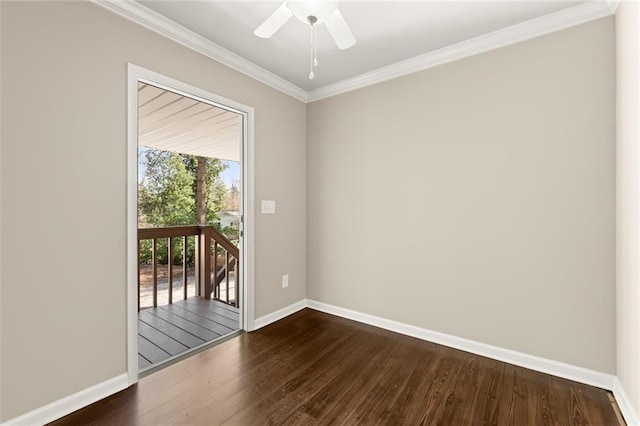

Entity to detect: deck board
[159,304,235,335]
[144,308,221,342]
[138,354,151,369]
[138,298,239,370]
[190,299,240,321]
[210,298,240,314]
[139,311,206,348]
[138,335,170,364]
[185,300,240,325]
[182,298,240,324]
[138,321,189,356]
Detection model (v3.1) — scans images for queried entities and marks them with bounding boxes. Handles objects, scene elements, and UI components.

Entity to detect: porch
[138,297,239,369]
[138,225,240,370]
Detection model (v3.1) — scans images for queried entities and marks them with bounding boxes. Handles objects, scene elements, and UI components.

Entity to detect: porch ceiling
[138,83,241,162]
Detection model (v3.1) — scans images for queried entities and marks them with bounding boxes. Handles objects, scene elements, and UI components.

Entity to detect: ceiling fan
[254,0,356,80]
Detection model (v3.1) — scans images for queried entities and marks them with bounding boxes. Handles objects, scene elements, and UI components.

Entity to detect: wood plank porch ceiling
[138,83,241,161]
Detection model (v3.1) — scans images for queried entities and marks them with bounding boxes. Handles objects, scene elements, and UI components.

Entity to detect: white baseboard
[252,299,307,331]
[2,373,129,426]
[306,299,615,391]
[613,378,640,426]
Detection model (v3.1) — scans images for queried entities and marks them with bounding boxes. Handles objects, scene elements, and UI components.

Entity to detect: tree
[224,181,241,211]
[195,156,206,225]
[138,148,228,228]
[138,148,229,265]
[138,148,195,227]
[181,153,227,225]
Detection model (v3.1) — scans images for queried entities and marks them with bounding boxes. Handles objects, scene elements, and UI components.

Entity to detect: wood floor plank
[502,364,531,425]
[139,310,205,348]
[54,309,623,426]
[300,333,412,425]
[223,319,376,424]
[133,314,337,425]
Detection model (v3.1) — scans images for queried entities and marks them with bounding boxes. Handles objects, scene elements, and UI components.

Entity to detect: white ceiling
[137,1,585,91]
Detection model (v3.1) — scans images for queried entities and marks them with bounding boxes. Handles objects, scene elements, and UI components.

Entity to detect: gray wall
[616,1,640,417]
[307,17,616,374]
[0,1,306,420]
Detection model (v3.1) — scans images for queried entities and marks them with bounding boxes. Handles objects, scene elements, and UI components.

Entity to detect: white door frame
[126,63,255,385]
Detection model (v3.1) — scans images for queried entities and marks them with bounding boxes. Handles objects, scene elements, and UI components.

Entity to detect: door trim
[126,63,255,385]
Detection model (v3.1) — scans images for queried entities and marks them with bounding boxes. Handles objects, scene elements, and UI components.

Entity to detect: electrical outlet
[282,274,289,288]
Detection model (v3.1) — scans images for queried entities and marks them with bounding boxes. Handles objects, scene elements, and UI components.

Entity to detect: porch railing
[137,225,239,311]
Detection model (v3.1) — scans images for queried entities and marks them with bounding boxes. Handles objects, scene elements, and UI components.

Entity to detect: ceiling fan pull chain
[309,22,315,80]
[313,24,318,67]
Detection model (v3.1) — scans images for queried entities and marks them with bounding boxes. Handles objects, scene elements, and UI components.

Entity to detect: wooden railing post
[168,237,173,305]
[195,234,201,297]
[182,235,188,300]
[225,251,230,304]
[137,240,141,312]
[152,238,158,308]
[213,242,219,299]
[234,257,239,308]
[199,227,212,299]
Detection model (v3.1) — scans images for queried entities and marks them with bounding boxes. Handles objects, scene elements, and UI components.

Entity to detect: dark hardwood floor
[52,309,623,425]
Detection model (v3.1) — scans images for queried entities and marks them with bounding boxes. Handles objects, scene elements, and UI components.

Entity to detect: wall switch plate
[282,274,289,288]
[261,200,276,214]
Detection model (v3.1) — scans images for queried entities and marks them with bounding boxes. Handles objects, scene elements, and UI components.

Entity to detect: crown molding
[90,0,309,103]
[607,0,620,13]
[92,0,617,104]
[307,0,619,102]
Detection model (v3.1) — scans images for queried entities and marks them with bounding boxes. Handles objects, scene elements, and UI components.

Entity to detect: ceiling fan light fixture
[254,0,355,81]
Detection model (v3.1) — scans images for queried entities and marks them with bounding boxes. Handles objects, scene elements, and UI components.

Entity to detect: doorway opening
[127,65,254,381]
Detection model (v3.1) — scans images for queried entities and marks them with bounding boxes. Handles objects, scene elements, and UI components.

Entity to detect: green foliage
[138,148,228,228]
[222,225,240,246]
[138,148,231,265]
[182,155,228,224]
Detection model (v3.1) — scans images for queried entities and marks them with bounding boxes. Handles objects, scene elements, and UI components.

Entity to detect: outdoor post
[168,237,173,304]
[137,240,141,312]
[199,226,212,299]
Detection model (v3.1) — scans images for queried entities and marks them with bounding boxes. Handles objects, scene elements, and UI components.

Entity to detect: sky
[220,159,240,189]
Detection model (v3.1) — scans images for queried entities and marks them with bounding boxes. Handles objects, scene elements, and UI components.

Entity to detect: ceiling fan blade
[324,9,356,50]
[254,3,293,38]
